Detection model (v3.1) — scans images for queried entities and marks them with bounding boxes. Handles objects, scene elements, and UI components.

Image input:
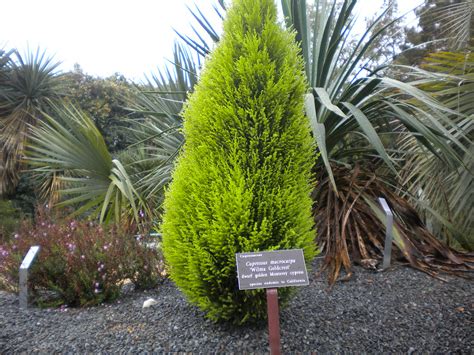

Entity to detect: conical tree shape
[162,0,317,324]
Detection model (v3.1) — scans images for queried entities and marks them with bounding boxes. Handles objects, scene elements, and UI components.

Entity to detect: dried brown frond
[313,164,473,285]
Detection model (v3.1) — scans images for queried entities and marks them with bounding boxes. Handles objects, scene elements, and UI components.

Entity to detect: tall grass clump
[162,0,317,324]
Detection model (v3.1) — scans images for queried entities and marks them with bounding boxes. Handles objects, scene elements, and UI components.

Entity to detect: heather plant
[0,212,163,307]
[162,0,316,324]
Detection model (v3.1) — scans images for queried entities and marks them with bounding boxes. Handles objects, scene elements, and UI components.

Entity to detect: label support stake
[266,288,281,355]
[378,197,393,270]
[19,246,40,309]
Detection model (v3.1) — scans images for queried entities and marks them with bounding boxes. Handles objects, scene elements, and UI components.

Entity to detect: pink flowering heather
[0,211,164,306]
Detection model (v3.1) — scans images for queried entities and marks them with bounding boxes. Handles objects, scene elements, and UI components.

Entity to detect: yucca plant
[281,0,473,281]
[162,0,316,323]
[0,48,63,196]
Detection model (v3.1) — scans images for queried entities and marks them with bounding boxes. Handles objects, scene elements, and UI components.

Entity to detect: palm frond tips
[174,2,224,58]
[399,51,474,250]
[421,0,474,51]
[125,44,196,205]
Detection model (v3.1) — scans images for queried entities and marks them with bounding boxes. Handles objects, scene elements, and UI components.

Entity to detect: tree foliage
[401,0,474,65]
[162,0,316,323]
[361,0,406,70]
[62,65,137,152]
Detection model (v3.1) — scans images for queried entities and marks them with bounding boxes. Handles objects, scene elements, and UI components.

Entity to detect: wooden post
[266,288,281,355]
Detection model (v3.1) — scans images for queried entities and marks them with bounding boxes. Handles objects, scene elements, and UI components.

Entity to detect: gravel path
[1,259,472,353]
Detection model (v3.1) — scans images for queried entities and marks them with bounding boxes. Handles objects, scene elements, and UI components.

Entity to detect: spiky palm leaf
[27,103,142,225]
[0,48,13,86]
[0,48,63,196]
[425,0,473,51]
[125,43,198,207]
[0,48,15,106]
[399,51,474,250]
[174,1,226,57]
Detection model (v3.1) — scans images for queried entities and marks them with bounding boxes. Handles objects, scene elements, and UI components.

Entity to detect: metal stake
[19,246,40,309]
[378,198,393,270]
[266,288,281,355]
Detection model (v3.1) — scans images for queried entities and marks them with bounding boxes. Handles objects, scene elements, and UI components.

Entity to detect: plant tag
[20,246,40,270]
[235,249,309,290]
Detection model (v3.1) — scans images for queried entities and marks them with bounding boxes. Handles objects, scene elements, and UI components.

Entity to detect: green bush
[0,213,164,307]
[0,199,22,243]
[162,0,317,324]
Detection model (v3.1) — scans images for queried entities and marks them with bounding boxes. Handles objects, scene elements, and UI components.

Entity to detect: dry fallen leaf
[361,259,379,270]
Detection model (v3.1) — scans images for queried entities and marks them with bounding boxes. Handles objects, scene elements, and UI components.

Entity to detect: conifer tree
[162,0,317,324]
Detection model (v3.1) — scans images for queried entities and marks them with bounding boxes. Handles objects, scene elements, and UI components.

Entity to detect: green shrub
[0,213,164,307]
[162,0,317,324]
[0,199,22,243]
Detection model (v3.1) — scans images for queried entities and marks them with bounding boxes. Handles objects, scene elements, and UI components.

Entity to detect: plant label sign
[235,249,309,290]
[20,245,40,270]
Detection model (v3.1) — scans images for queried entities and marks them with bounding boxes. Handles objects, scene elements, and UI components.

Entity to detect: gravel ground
[1,259,472,353]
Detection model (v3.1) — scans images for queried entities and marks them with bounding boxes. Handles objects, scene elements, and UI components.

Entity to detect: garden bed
[0,259,472,353]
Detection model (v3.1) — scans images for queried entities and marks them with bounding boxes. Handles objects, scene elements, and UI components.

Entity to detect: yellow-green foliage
[162,0,317,324]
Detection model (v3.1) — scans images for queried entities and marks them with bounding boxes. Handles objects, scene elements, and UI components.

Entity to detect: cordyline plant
[162,0,317,324]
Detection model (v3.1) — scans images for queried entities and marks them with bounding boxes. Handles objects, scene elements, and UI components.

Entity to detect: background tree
[62,65,137,153]
[401,0,474,65]
[361,0,406,71]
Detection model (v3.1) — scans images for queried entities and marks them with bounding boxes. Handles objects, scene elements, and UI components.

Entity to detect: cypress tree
[162,0,317,324]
